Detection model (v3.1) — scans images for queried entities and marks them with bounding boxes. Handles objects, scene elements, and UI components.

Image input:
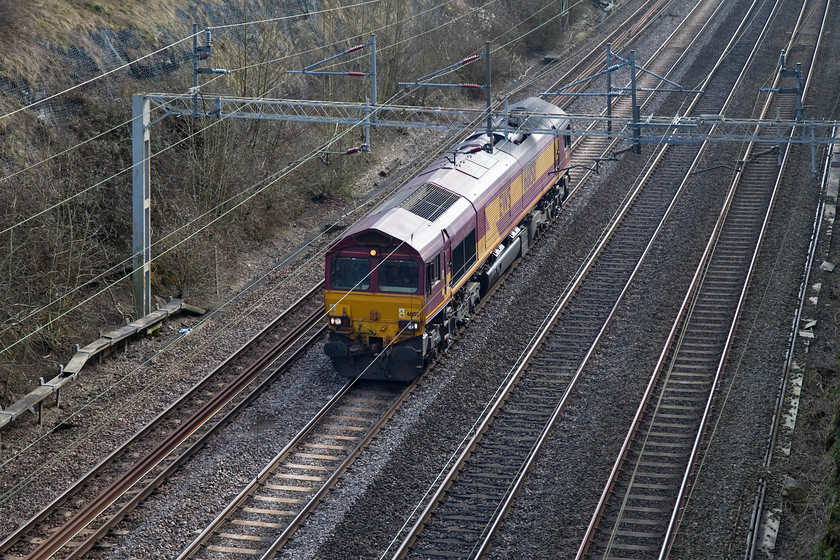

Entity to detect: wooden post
[215,246,220,297]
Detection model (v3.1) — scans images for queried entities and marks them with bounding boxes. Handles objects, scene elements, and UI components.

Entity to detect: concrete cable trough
[0,298,205,433]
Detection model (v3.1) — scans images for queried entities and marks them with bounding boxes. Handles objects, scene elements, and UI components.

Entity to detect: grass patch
[818,387,840,558]
[0,0,229,82]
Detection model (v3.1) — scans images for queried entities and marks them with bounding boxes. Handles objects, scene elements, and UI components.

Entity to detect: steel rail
[435,0,770,552]
[64,323,326,560]
[176,378,356,559]
[659,0,827,554]
[557,0,730,195]
[0,281,325,556]
[0,1,721,557]
[473,0,758,547]
[46,5,686,557]
[390,93,706,560]
[258,380,418,559]
[744,122,835,558]
[406,0,812,556]
[540,0,677,100]
[574,124,744,559]
[573,0,794,549]
[390,0,767,554]
[178,127,564,559]
[736,3,832,557]
[574,0,829,555]
[471,152,701,559]
[572,178,725,558]
[659,119,791,560]
[21,306,325,559]
[175,379,417,560]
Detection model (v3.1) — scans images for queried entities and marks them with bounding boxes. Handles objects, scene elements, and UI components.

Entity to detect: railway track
[0,1,791,558]
[550,0,727,196]
[743,134,836,558]
[387,0,809,555]
[0,4,684,557]
[51,2,720,558]
[177,380,414,560]
[175,158,560,559]
[0,284,326,560]
[207,6,741,558]
[577,0,831,557]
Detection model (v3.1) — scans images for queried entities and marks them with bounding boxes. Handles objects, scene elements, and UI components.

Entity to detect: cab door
[442,229,452,296]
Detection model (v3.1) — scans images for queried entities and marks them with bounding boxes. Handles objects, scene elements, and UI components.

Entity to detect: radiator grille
[400,183,461,222]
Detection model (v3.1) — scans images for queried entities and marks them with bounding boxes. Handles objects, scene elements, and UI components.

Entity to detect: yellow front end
[325,290,425,346]
[324,290,427,381]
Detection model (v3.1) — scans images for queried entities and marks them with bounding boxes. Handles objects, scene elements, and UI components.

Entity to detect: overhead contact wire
[0,0,390,123]
[1,0,515,341]
[0,64,490,471]
[1,0,580,491]
[0,0,461,234]
[0,79,463,480]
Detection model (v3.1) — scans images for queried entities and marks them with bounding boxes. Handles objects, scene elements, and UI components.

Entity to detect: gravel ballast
[2,0,838,557]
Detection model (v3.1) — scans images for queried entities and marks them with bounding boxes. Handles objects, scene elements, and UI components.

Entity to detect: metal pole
[562,0,570,31]
[606,44,613,137]
[504,96,509,140]
[796,62,803,121]
[370,35,377,115]
[132,94,152,319]
[485,41,492,153]
[630,50,640,153]
[365,97,371,152]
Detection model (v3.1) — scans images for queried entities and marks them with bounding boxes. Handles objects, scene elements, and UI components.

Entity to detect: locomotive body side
[324,97,570,381]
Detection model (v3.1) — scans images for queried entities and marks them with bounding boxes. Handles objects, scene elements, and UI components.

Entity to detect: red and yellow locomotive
[324,97,571,381]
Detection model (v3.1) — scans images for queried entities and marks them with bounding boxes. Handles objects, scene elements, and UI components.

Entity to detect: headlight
[398,320,420,333]
[329,315,351,328]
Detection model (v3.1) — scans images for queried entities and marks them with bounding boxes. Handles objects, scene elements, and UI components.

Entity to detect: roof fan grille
[400,183,460,222]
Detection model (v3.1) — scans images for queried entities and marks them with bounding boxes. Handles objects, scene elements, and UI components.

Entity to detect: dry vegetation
[0,0,571,405]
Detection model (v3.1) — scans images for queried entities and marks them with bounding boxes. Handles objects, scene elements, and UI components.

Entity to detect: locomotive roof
[341,198,474,259]
[505,96,569,131]
[337,97,567,259]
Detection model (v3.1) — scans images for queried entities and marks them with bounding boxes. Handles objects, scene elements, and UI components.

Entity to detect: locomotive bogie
[324,330,425,382]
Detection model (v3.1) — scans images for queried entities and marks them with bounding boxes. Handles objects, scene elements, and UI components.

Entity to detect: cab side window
[426,254,441,292]
[330,256,371,290]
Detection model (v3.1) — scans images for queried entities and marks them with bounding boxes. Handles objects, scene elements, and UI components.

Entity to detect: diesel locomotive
[324,97,571,381]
